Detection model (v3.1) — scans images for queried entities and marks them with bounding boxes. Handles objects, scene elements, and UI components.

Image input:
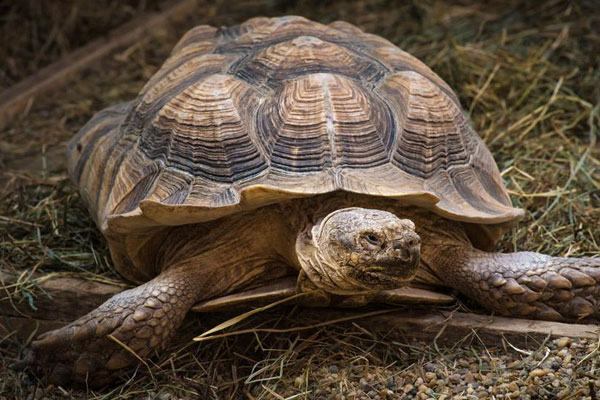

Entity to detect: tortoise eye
[364,233,382,246]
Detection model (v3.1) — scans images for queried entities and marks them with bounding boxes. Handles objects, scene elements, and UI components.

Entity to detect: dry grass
[1,0,599,399]
[0,0,164,91]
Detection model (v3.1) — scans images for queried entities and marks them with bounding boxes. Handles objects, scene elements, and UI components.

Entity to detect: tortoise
[29,16,600,385]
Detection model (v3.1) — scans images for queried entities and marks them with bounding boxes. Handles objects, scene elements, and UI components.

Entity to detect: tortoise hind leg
[30,266,201,386]
[428,245,600,321]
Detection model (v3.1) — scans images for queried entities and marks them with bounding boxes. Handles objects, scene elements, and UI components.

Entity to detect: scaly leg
[428,244,600,321]
[29,266,204,386]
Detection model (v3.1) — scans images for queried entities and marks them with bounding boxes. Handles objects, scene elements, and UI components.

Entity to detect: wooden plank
[0,272,124,340]
[195,308,599,348]
[0,0,199,130]
[0,316,65,341]
[343,309,600,347]
[191,277,454,312]
[1,272,597,345]
[0,272,123,322]
[5,142,68,172]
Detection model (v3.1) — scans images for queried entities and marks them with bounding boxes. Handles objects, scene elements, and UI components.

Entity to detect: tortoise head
[296,208,420,294]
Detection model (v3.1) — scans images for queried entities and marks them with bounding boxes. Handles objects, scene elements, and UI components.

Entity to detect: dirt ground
[1,0,599,399]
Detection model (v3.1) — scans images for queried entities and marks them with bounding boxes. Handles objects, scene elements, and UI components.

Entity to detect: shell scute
[232,35,388,88]
[141,74,268,183]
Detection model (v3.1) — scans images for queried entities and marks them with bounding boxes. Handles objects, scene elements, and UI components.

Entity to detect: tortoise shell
[68,16,523,280]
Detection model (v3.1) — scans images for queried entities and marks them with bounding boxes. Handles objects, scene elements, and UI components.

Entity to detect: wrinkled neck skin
[295,221,374,295]
[289,197,366,294]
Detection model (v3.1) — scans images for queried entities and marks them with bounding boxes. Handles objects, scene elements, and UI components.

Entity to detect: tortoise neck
[293,211,362,295]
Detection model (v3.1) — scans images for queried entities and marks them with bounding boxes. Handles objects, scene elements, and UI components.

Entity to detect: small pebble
[329,365,339,373]
[363,383,376,393]
[552,379,561,388]
[557,337,571,348]
[558,348,568,357]
[452,384,467,394]
[528,369,548,378]
[508,390,521,398]
[464,372,474,383]
[424,363,438,372]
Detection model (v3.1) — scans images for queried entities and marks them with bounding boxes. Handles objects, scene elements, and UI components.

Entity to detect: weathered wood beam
[2,142,68,176]
[0,317,65,341]
[1,272,597,346]
[340,309,600,347]
[0,272,123,323]
[191,277,454,313]
[0,0,199,130]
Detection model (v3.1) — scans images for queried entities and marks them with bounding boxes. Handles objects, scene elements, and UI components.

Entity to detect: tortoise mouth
[346,257,420,290]
[368,267,418,284]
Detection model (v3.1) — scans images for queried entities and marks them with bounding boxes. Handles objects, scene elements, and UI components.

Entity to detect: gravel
[271,336,600,400]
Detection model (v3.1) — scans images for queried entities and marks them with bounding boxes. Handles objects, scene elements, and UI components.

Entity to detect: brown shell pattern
[68,16,524,235]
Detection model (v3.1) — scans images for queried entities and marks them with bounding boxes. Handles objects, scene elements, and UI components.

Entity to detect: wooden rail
[1,273,597,347]
[0,0,199,130]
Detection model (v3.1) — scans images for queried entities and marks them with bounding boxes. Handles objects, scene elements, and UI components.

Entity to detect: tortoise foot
[30,315,134,386]
[436,247,600,322]
[28,276,196,386]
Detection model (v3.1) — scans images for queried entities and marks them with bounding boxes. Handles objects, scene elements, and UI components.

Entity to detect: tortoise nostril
[393,235,420,252]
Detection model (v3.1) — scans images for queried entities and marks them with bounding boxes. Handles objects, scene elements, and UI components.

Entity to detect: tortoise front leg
[428,245,600,321]
[29,266,202,386]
